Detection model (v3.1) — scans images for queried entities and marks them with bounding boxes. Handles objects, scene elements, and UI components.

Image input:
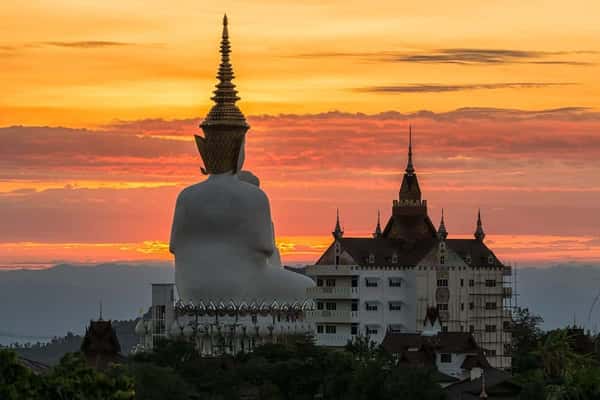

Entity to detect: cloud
[357,82,574,93]
[295,48,595,66]
[42,41,136,48]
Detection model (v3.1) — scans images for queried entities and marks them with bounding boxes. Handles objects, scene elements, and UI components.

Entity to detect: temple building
[307,130,513,369]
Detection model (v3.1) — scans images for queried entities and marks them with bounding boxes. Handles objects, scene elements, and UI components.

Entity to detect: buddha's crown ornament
[195,14,250,175]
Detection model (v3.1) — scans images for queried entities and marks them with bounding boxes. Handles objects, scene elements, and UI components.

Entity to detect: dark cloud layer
[357,82,574,93]
[296,48,595,66]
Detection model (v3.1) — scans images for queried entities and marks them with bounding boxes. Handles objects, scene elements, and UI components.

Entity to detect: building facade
[308,131,513,369]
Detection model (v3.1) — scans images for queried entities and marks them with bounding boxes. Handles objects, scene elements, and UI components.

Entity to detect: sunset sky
[1,0,600,268]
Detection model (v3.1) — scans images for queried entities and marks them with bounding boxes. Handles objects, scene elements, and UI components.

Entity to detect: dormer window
[488,255,494,265]
[439,242,446,252]
[440,255,445,265]
[391,252,398,264]
[368,254,375,264]
[465,254,472,265]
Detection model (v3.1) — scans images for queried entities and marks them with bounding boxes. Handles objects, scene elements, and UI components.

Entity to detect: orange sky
[1,1,600,268]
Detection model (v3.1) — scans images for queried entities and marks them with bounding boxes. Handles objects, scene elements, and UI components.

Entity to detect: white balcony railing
[305,310,359,323]
[306,286,358,299]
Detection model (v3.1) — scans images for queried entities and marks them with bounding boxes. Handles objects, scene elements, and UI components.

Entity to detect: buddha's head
[194,14,249,175]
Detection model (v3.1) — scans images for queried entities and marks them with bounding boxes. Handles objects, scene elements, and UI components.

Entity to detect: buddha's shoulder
[178,179,269,202]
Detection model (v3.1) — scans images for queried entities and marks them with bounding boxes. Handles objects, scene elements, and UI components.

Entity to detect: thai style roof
[382,331,482,355]
[444,368,521,399]
[81,319,123,369]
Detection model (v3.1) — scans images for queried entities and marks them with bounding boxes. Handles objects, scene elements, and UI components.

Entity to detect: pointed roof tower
[406,125,415,175]
[438,208,448,240]
[474,209,486,241]
[381,125,436,240]
[398,125,422,203]
[332,208,344,239]
[195,14,250,175]
[373,210,382,238]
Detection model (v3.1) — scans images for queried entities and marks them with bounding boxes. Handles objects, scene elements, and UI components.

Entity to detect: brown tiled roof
[445,368,520,399]
[461,353,491,370]
[330,237,437,266]
[446,239,503,266]
[382,332,481,355]
[315,235,502,268]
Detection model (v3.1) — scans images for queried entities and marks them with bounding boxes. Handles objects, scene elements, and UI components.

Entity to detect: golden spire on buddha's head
[195,14,250,175]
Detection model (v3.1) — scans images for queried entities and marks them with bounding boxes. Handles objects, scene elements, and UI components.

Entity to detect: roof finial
[200,14,248,129]
[99,300,103,321]
[438,208,448,240]
[332,208,344,239]
[373,209,382,238]
[474,208,486,241]
[406,125,415,175]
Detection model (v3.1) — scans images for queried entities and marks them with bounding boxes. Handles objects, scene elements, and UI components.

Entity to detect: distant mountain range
[1,262,600,344]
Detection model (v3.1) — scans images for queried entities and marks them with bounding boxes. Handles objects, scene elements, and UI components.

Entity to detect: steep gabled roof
[446,239,503,266]
[332,237,438,266]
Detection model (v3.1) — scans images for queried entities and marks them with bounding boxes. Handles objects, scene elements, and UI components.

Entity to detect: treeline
[6,319,139,366]
[511,308,600,399]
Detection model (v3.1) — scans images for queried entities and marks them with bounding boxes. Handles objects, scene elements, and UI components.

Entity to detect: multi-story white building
[307,132,513,369]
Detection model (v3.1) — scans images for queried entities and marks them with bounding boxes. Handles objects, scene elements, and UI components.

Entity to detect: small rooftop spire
[332,208,344,239]
[373,209,382,238]
[99,300,103,321]
[474,209,486,241]
[405,125,415,175]
[201,14,248,129]
[438,208,448,240]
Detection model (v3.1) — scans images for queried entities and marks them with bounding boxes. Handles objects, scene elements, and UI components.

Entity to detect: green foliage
[131,337,445,400]
[0,349,134,400]
[0,349,43,400]
[511,307,544,373]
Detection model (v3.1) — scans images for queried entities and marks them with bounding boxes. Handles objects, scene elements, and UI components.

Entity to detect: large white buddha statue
[169,15,314,305]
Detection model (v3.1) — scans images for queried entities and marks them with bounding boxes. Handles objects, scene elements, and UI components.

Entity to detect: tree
[0,349,43,400]
[511,307,544,373]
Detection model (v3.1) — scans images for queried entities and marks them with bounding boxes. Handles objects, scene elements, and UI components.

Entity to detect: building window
[440,353,452,363]
[460,279,464,287]
[503,320,511,331]
[485,302,497,310]
[461,303,465,311]
[437,303,448,311]
[317,279,323,287]
[325,325,337,334]
[504,343,512,356]
[351,300,358,311]
[469,279,474,287]
[488,255,495,265]
[351,324,359,335]
[440,255,445,265]
[365,278,378,287]
[326,302,337,311]
[486,349,497,357]
[368,254,375,264]
[317,325,323,334]
[388,324,403,333]
[391,253,398,264]
[326,279,336,287]
[366,326,378,335]
[317,301,324,310]
[389,302,402,311]
[469,302,474,310]
[389,277,402,287]
[351,276,358,287]
[485,279,496,287]
[485,324,497,333]
[466,254,472,264]
[469,325,475,333]
[365,302,378,311]
[441,326,448,333]
[437,279,448,287]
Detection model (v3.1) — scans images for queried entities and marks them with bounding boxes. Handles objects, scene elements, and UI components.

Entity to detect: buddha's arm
[169,192,186,254]
[251,192,276,257]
